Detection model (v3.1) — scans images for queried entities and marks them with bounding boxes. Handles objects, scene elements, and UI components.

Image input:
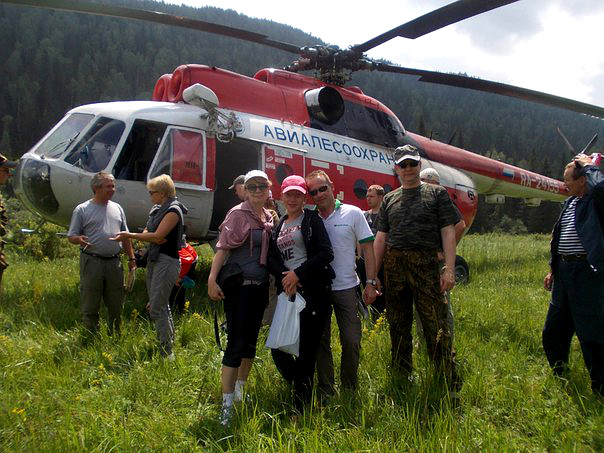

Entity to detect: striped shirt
[557,198,586,255]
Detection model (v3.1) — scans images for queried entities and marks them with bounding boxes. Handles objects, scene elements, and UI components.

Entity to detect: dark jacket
[269,208,335,294]
[550,165,604,273]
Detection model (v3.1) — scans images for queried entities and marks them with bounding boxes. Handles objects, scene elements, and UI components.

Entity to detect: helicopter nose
[14,158,59,217]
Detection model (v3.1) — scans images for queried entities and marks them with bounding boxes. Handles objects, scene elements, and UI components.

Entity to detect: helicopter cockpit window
[64,117,125,172]
[113,120,167,182]
[33,113,94,159]
[308,100,406,149]
[148,128,204,186]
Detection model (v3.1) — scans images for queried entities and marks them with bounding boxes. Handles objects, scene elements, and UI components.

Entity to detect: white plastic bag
[265,291,306,356]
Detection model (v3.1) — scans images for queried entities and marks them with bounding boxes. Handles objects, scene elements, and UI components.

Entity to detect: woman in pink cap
[268,175,335,412]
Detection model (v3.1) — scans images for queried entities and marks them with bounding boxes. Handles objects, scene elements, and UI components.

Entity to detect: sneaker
[220,404,234,427]
[233,380,245,403]
[166,353,176,362]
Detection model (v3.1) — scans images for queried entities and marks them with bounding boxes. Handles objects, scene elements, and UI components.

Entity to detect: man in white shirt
[306,170,378,396]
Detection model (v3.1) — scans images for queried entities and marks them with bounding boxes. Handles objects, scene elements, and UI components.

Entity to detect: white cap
[244,170,269,184]
[420,168,440,184]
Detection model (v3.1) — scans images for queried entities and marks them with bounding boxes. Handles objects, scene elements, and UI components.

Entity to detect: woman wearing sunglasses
[268,175,335,412]
[112,174,187,360]
[208,170,274,426]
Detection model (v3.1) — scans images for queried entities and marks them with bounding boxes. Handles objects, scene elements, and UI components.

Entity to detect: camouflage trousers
[384,248,460,390]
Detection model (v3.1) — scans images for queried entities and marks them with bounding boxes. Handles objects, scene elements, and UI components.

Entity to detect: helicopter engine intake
[304,87,344,125]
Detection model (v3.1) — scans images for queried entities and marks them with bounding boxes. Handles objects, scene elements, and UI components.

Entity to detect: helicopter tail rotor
[556,127,577,156]
[579,134,598,155]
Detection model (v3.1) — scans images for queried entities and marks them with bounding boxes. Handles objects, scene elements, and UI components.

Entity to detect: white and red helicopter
[4,0,604,279]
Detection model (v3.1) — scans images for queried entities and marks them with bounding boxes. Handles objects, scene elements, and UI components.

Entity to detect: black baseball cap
[228,174,245,190]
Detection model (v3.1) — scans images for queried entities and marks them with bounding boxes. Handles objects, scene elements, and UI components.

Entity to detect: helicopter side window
[148,128,204,186]
[33,113,94,159]
[113,120,167,181]
[308,99,406,148]
[64,117,125,172]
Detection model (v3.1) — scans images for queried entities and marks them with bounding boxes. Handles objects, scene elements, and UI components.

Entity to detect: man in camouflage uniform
[374,145,461,394]
[0,153,17,290]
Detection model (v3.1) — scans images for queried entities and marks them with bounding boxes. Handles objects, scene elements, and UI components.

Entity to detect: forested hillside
[1,0,603,232]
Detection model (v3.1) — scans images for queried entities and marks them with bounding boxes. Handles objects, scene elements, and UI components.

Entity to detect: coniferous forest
[1,0,604,233]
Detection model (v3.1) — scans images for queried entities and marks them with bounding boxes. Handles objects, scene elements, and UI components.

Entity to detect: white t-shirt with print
[276,214,307,271]
[320,200,374,291]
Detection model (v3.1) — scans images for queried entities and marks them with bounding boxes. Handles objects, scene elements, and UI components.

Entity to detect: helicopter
[4,0,604,281]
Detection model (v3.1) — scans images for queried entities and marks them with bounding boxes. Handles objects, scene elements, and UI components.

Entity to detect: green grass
[0,235,602,451]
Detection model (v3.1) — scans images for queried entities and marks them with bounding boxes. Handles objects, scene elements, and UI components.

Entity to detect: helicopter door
[262,144,305,200]
[148,126,214,238]
[210,138,262,232]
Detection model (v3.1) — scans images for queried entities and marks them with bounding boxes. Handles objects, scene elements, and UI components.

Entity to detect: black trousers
[222,282,269,368]
[271,286,330,410]
[543,259,604,395]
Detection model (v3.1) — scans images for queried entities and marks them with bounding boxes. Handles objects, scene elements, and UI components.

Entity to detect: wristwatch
[366,279,377,286]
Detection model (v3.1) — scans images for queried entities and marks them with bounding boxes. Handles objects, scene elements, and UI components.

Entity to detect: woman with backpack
[268,175,334,412]
[112,174,186,360]
[207,170,274,426]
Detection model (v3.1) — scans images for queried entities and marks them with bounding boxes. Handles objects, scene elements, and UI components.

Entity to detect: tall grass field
[0,234,602,451]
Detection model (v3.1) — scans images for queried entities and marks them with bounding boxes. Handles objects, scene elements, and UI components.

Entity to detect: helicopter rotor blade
[556,127,577,155]
[4,0,604,122]
[352,0,519,54]
[1,0,302,54]
[373,62,604,119]
[579,134,598,155]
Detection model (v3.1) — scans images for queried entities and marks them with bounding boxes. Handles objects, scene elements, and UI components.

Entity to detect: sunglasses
[397,160,419,169]
[308,185,329,196]
[246,183,269,192]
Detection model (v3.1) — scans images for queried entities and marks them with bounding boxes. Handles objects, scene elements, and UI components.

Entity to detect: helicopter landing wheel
[455,255,469,284]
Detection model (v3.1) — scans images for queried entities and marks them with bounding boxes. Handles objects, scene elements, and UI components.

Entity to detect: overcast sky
[166,0,604,108]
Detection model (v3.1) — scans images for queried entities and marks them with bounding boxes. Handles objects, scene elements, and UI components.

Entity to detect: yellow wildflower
[11,408,26,420]
[102,352,113,364]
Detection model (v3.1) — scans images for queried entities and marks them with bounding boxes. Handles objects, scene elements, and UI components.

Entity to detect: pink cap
[281,175,307,194]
